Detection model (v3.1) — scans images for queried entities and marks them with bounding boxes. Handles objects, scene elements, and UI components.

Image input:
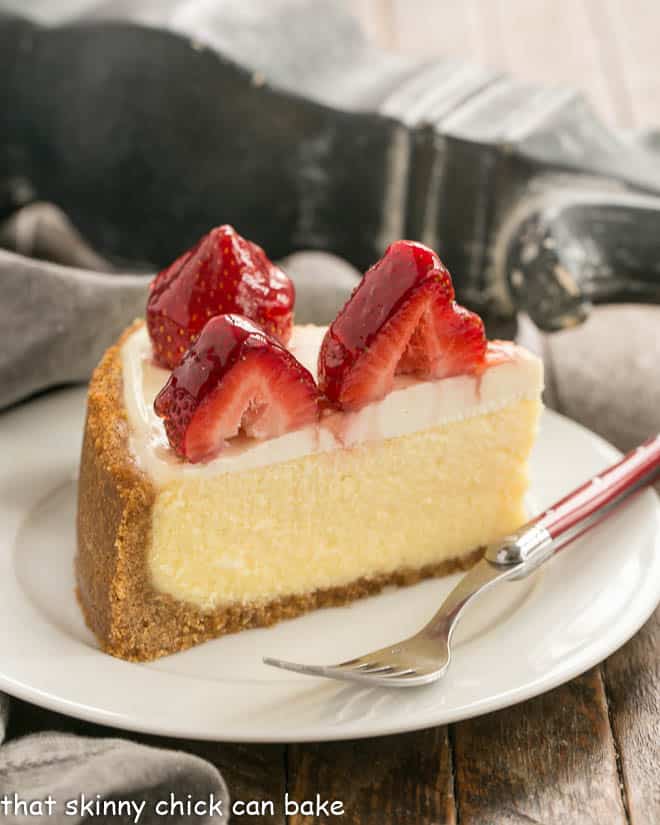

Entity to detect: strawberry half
[318,240,487,410]
[147,225,294,369]
[154,314,320,463]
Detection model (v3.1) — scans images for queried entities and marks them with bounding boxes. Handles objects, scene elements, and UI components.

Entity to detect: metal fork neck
[484,523,554,572]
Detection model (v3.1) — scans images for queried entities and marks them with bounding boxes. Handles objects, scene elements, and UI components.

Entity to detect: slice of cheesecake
[76,229,543,661]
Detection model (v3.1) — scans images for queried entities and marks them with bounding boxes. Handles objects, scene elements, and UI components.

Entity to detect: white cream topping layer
[121,324,543,485]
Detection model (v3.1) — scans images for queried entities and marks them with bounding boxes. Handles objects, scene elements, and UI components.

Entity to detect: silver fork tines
[262,654,433,687]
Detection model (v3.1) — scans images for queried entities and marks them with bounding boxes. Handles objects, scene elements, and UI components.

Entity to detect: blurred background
[359,0,657,129]
[1,0,659,450]
[2,0,657,129]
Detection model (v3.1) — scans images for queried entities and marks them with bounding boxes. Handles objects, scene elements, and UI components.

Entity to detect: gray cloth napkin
[0,699,229,824]
[518,306,660,451]
[1,232,658,817]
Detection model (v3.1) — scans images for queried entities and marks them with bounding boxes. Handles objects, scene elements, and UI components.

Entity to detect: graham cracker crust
[76,322,483,662]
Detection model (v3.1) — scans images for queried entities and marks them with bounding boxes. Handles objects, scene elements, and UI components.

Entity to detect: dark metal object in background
[1,0,660,335]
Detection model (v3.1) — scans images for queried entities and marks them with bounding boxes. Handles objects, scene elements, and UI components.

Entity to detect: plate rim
[1,388,659,742]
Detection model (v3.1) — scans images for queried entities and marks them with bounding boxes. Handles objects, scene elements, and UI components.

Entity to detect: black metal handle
[498,178,660,331]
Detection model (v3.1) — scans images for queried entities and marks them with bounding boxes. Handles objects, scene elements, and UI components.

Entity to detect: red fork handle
[537,434,660,540]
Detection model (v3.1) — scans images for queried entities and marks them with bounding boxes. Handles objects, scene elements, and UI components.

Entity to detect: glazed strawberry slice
[318,240,486,410]
[154,314,320,463]
[147,225,294,369]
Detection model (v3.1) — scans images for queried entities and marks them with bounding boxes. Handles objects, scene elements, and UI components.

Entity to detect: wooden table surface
[7,3,659,823]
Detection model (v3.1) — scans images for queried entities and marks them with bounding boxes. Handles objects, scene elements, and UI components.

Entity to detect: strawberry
[318,240,487,410]
[147,225,294,369]
[154,314,320,463]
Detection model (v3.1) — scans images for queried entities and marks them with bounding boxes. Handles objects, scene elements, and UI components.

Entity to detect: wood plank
[401,0,503,69]
[288,727,456,824]
[352,0,397,50]
[452,669,628,825]
[593,0,660,128]
[603,608,660,825]
[384,0,621,125]
[491,0,619,124]
[582,0,635,127]
[388,0,495,64]
[6,699,287,825]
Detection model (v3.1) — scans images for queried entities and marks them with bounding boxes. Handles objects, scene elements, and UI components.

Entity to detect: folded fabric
[0,249,148,411]
[518,305,660,451]
[0,701,229,825]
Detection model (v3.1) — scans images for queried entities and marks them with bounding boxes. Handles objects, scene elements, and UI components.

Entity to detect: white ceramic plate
[1,387,659,742]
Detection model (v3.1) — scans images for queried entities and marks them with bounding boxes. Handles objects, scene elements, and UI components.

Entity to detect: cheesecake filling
[121,324,543,485]
[118,324,544,611]
[148,401,542,609]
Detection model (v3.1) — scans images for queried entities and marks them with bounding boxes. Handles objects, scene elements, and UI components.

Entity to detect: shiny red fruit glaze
[318,240,486,410]
[154,314,319,463]
[147,225,294,369]
[329,240,449,353]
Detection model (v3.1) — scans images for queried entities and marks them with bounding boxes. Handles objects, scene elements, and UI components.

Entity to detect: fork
[264,434,660,687]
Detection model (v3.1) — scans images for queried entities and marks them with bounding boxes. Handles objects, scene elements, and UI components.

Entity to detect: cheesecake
[77,228,543,661]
